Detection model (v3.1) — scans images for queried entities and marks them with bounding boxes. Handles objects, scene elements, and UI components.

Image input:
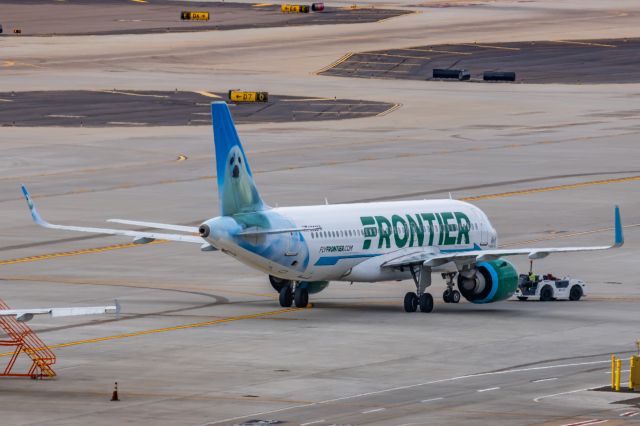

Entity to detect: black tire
[279,286,292,307]
[294,287,309,308]
[569,285,583,301]
[404,292,418,312]
[442,288,452,303]
[540,286,553,302]
[419,293,434,313]
[451,290,461,304]
[517,296,528,301]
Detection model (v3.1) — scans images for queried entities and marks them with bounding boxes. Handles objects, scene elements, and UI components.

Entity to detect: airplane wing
[21,185,204,244]
[0,301,119,323]
[382,206,623,269]
[107,219,199,233]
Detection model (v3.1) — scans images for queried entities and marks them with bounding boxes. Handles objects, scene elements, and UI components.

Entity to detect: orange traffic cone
[111,382,119,401]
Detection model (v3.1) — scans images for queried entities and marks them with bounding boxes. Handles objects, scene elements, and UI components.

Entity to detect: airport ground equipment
[515,274,585,301]
[180,11,210,20]
[432,69,470,81]
[228,90,268,103]
[0,299,56,379]
[281,4,310,13]
[483,71,516,81]
[312,3,325,11]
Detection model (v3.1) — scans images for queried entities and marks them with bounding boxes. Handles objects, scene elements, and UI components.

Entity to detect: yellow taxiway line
[193,90,221,99]
[0,308,301,358]
[553,40,617,48]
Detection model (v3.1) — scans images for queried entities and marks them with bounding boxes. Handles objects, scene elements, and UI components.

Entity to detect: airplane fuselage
[202,199,497,283]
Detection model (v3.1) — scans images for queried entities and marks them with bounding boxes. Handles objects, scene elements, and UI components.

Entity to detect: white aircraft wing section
[0,302,119,323]
[107,219,199,233]
[21,186,204,244]
[383,206,623,269]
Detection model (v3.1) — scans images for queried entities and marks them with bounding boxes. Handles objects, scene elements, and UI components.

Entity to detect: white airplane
[21,102,624,313]
[0,301,119,323]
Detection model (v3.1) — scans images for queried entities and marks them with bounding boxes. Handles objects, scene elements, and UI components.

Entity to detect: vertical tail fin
[212,102,265,216]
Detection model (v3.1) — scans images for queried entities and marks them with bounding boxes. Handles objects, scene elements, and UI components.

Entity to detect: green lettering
[360,216,376,250]
[406,214,424,247]
[420,213,436,246]
[435,213,445,245]
[392,215,409,248]
[375,216,391,249]
[454,212,471,244]
[441,212,457,245]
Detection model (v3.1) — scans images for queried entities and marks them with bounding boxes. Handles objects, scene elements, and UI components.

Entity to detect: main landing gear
[404,265,434,313]
[442,272,461,304]
[278,284,308,309]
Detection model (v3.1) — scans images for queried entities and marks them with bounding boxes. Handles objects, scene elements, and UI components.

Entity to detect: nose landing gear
[278,283,309,308]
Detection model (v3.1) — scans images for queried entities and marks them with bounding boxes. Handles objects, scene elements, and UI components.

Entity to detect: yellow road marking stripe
[553,40,617,48]
[130,0,147,3]
[314,52,354,74]
[0,308,301,357]
[0,240,166,266]
[377,103,401,117]
[461,175,640,201]
[253,3,274,6]
[193,90,221,99]
[177,154,188,161]
[364,52,431,60]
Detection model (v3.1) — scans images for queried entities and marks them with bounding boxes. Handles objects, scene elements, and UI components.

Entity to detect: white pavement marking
[199,359,611,425]
[362,408,386,414]
[560,420,607,426]
[107,121,147,125]
[533,385,604,403]
[532,377,558,383]
[477,387,500,392]
[47,114,86,118]
[421,397,444,403]
[620,411,640,417]
[301,420,325,425]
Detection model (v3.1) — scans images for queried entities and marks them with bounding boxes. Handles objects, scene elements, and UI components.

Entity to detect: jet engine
[457,260,518,303]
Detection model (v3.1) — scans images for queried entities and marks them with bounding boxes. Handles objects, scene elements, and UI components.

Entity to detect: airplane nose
[232,165,239,178]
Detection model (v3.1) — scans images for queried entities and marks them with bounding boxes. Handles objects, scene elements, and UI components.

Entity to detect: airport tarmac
[321,38,640,84]
[0,0,409,36]
[0,90,395,126]
[1,0,640,425]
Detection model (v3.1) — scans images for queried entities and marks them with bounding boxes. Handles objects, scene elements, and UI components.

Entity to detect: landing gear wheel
[451,290,461,304]
[540,285,553,302]
[443,288,452,303]
[404,292,418,313]
[419,293,434,313]
[517,296,528,301]
[279,286,293,307]
[294,287,309,308]
[569,285,583,301]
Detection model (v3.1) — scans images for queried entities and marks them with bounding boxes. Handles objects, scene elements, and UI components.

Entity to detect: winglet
[613,205,623,248]
[21,184,47,226]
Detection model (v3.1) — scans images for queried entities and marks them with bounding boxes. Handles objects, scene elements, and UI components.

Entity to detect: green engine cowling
[457,259,518,304]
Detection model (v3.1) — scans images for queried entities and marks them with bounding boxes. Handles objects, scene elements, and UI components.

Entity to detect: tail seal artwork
[212,102,265,216]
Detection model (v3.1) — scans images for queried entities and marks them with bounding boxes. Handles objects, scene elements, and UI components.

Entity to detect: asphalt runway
[320,38,640,84]
[1,0,640,425]
[0,0,409,36]
[0,90,396,126]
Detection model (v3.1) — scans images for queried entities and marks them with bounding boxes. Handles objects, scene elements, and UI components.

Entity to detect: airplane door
[285,232,298,256]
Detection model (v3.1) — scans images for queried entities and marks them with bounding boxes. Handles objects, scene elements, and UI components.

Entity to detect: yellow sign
[281,4,309,13]
[181,11,210,21]
[228,91,268,103]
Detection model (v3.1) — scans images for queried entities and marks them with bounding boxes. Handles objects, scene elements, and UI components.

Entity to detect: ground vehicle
[515,274,586,301]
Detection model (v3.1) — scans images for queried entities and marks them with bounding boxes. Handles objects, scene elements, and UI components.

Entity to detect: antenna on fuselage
[449,192,453,200]
[325,198,329,205]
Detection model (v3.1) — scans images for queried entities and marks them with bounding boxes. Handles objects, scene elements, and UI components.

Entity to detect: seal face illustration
[221,146,262,216]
